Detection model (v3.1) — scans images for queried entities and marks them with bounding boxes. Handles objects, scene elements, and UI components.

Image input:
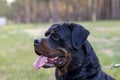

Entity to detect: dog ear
[70,23,90,49]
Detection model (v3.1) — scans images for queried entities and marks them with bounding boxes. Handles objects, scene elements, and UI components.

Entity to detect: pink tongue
[33,56,47,70]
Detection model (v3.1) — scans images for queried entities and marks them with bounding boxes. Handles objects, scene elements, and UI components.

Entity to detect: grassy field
[0,21,120,80]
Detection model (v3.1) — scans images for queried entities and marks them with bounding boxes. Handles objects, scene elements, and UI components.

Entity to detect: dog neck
[67,41,101,79]
[56,64,101,80]
[56,58,101,80]
[55,41,101,80]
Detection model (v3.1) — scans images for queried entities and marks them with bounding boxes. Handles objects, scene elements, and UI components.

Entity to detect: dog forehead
[49,24,71,35]
[50,23,67,30]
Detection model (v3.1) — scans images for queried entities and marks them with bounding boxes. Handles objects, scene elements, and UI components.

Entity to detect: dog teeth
[46,59,48,62]
[54,57,59,59]
[48,57,59,61]
[50,58,55,60]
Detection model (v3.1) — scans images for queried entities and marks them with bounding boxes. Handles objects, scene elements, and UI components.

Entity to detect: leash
[102,64,120,69]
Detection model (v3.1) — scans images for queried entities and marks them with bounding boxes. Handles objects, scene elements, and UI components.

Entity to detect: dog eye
[51,34,60,40]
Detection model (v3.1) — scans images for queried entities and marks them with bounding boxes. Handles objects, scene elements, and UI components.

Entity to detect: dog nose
[34,39,41,45]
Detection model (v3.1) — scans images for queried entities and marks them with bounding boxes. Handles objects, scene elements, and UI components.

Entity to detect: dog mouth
[33,53,67,70]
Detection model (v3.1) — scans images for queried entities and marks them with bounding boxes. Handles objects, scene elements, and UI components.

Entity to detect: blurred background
[0,0,120,23]
[0,0,120,80]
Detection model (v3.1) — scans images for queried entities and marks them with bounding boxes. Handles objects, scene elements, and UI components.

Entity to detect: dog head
[33,23,89,75]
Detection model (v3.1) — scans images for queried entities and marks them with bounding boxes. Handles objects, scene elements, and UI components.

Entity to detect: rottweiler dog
[33,23,115,80]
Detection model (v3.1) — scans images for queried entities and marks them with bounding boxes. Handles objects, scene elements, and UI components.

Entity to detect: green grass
[0,21,120,80]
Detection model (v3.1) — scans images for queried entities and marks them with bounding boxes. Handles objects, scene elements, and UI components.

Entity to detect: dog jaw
[34,38,71,70]
[56,48,72,75]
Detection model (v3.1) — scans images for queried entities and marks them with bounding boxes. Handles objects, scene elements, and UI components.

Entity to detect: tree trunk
[97,0,104,20]
[88,0,97,21]
[71,0,78,21]
[24,0,30,23]
[112,0,120,19]
[92,0,97,21]
[88,0,92,20]
[50,0,59,22]
[41,1,51,22]
[62,0,69,21]
[32,0,37,23]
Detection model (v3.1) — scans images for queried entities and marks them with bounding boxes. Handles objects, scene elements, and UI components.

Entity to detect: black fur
[53,23,115,80]
[34,23,115,80]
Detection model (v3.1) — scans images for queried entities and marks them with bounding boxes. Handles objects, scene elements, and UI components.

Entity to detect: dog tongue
[33,56,47,70]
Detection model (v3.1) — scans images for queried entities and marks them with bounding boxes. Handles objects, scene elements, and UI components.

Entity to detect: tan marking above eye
[51,30,55,34]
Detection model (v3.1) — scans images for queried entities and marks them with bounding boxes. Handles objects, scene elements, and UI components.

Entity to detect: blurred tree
[71,0,78,21]
[24,0,30,23]
[112,0,120,19]
[31,0,37,22]
[62,0,70,21]
[0,0,7,16]
[88,0,97,21]
[41,0,50,22]
[96,0,104,20]
[50,0,59,22]
[1,0,120,23]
